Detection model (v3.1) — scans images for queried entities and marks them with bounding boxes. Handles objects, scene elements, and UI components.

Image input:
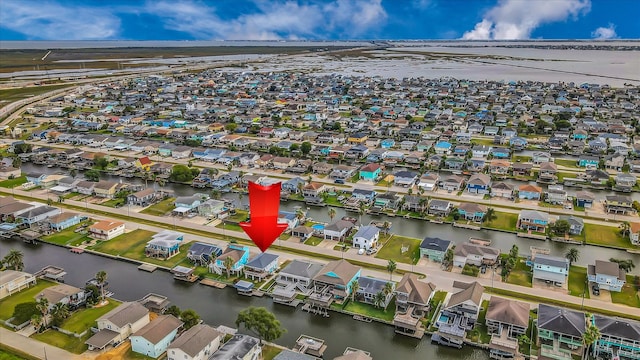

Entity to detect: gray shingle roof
[280,259,324,279]
[419,237,451,252]
[245,252,279,270]
[99,302,149,328]
[168,324,222,358]
[538,304,585,337]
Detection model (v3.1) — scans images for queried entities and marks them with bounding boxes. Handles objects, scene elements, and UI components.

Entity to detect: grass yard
[343,298,395,322]
[304,236,324,246]
[120,241,189,268]
[506,259,533,287]
[41,223,90,246]
[568,266,590,298]
[0,85,73,108]
[0,344,40,360]
[31,330,90,354]
[324,196,342,207]
[483,211,518,232]
[60,299,121,334]
[467,300,491,344]
[139,197,175,216]
[0,176,26,188]
[216,222,243,232]
[584,223,631,249]
[224,210,249,223]
[261,345,283,360]
[101,198,125,208]
[0,280,56,320]
[375,235,421,264]
[610,275,640,308]
[554,159,579,168]
[511,155,532,163]
[89,229,155,255]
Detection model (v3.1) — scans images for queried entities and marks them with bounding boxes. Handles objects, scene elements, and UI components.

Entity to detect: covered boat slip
[171,265,198,282]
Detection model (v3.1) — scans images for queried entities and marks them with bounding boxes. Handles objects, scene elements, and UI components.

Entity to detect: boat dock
[20,230,40,244]
[454,223,481,230]
[34,265,66,282]
[516,232,547,240]
[469,237,492,246]
[70,248,84,254]
[353,315,372,323]
[199,279,227,289]
[294,335,327,358]
[172,266,199,283]
[138,264,158,272]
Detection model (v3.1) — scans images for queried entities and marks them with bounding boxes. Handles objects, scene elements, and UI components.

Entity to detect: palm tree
[3,249,24,271]
[619,221,631,237]
[223,256,234,278]
[295,208,306,222]
[382,282,394,310]
[50,302,70,327]
[30,314,43,332]
[386,260,397,281]
[95,270,108,302]
[582,323,601,360]
[484,207,497,223]
[358,201,366,225]
[443,248,454,270]
[565,248,580,265]
[382,221,391,235]
[36,298,49,327]
[373,292,386,309]
[328,207,336,222]
[350,279,360,303]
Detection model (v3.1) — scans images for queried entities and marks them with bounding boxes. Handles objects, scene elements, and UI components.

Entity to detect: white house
[131,315,183,359]
[167,324,223,360]
[351,225,380,250]
[86,302,150,350]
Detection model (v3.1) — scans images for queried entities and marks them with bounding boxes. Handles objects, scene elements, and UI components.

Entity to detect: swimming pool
[312,224,325,231]
[439,314,450,323]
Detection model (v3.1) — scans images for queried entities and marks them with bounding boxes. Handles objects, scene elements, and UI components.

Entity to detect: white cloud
[0,1,121,40]
[592,23,617,40]
[146,0,387,40]
[462,0,591,40]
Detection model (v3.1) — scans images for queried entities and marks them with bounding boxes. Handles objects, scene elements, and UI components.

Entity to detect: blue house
[282,177,306,194]
[588,260,626,292]
[434,141,452,154]
[47,212,82,232]
[25,173,47,186]
[244,252,279,281]
[145,230,184,260]
[509,137,528,150]
[575,191,595,209]
[578,155,600,168]
[466,174,491,194]
[187,242,223,266]
[211,245,250,275]
[530,254,569,285]
[491,147,510,159]
[457,203,488,222]
[359,163,382,181]
[311,259,361,301]
[351,189,376,203]
[131,315,182,359]
[381,139,395,149]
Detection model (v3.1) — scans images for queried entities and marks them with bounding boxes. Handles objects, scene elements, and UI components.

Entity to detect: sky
[1,0,638,41]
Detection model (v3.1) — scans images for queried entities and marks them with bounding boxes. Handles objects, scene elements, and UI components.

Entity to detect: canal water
[1,240,488,360]
[19,163,640,268]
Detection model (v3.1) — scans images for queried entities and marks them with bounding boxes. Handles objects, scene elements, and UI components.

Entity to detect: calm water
[0,240,488,360]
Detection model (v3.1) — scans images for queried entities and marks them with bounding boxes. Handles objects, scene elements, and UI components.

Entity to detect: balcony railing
[540,344,573,360]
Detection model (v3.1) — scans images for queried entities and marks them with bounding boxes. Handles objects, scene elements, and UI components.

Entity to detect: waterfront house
[614,173,637,192]
[419,237,452,263]
[243,252,279,281]
[167,324,223,360]
[273,259,324,303]
[46,212,81,232]
[210,245,250,276]
[428,199,452,217]
[186,242,222,266]
[630,222,640,245]
[592,314,640,360]
[278,211,299,231]
[373,192,401,210]
[273,350,317,360]
[89,220,125,240]
[356,276,395,308]
[0,166,21,180]
[453,243,500,268]
[575,190,595,208]
[578,155,600,168]
[323,220,354,241]
[36,283,86,310]
[330,165,356,181]
[538,162,558,183]
[585,169,610,186]
[393,273,436,338]
[532,152,553,164]
[291,225,314,241]
[486,297,529,360]
[312,162,332,175]
[302,182,327,201]
[86,302,150,350]
[282,177,306,194]
[457,203,487,222]
[93,180,119,198]
[76,180,95,196]
[394,170,419,187]
[531,254,569,285]
[127,188,159,207]
[439,175,465,192]
[489,159,511,176]
[174,194,206,215]
[537,304,585,360]
[587,260,626,292]
[135,156,152,171]
[359,164,382,182]
[308,259,361,309]
[209,334,260,360]
[145,230,184,260]
[436,281,485,347]
[466,174,491,194]
[131,315,183,359]
[402,195,426,213]
[0,270,37,300]
[418,173,440,192]
[605,195,634,215]
[558,215,584,235]
[26,173,47,186]
[517,210,548,232]
[491,182,514,199]
[197,199,225,218]
[351,225,380,250]
[518,184,543,200]
[0,201,35,222]
[546,185,568,205]
[444,157,465,170]
[16,205,60,226]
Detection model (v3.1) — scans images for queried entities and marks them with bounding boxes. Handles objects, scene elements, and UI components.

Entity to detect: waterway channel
[0,240,489,360]
[20,163,640,268]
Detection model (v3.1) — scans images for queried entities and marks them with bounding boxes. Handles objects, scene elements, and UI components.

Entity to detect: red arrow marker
[239,181,288,252]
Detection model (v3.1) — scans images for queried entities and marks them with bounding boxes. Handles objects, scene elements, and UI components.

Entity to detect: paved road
[0,327,92,360]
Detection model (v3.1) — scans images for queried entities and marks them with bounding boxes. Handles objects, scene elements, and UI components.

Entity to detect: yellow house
[134,156,153,171]
[348,133,368,144]
[93,180,119,199]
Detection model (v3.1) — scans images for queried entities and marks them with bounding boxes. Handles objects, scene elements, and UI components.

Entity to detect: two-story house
[356,276,395,309]
[435,281,485,348]
[167,324,223,360]
[323,220,354,242]
[243,252,279,281]
[351,225,380,251]
[531,254,569,285]
[36,283,86,310]
[88,220,125,240]
[537,304,585,360]
[518,184,543,200]
[359,163,382,182]
[272,259,324,304]
[419,237,452,263]
[85,302,150,350]
[131,315,183,359]
[485,297,529,360]
[307,260,361,313]
[517,210,548,233]
[393,273,436,338]
[592,314,640,360]
[453,243,500,268]
[588,260,626,292]
[466,174,491,195]
[457,203,488,223]
[209,245,250,276]
[605,195,634,215]
[0,270,37,300]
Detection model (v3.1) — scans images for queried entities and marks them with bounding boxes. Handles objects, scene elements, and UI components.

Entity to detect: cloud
[0,1,121,40]
[462,0,591,40]
[592,23,617,40]
[146,0,387,40]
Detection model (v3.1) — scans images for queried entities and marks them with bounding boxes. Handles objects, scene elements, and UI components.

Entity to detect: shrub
[11,302,38,325]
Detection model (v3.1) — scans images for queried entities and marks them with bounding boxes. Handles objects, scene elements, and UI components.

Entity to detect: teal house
[131,315,182,359]
[211,245,250,275]
[311,259,361,300]
[578,155,600,168]
[359,163,382,181]
[592,314,640,360]
[419,237,452,262]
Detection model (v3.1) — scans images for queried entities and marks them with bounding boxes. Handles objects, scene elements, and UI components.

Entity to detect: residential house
[517,210,548,232]
[75,180,95,196]
[489,160,511,177]
[0,166,21,180]
[457,203,488,222]
[394,170,419,187]
[578,155,600,168]
[485,297,529,360]
[356,276,395,308]
[439,175,465,192]
[512,163,533,178]
[532,152,553,164]
[614,173,637,192]
[418,173,440,192]
[605,195,634,215]
[291,226,314,241]
[466,174,491,195]
[323,220,354,241]
[630,222,640,246]
[85,302,150,350]
[0,270,37,300]
[209,334,260,360]
[531,254,569,285]
[588,260,626,292]
[302,182,327,203]
[46,212,81,232]
[35,283,86,310]
[89,220,125,240]
[330,165,356,181]
[210,245,250,276]
[453,243,500,268]
[538,162,558,183]
[604,154,625,172]
[145,230,184,260]
[307,260,361,309]
[127,188,160,207]
[402,195,426,213]
[273,259,324,304]
[546,185,568,205]
[419,237,452,263]
[174,194,207,215]
[559,215,584,235]
[186,242,222,266]
[537,304,585,360]
[351,225,380,250]
[167,324,223,360]
[491,182,514,199]
[592,315,640,360]
[16,205,60,226]
[393,273,436,338]
[436,281,485,347]
[575,190,595,208]
[197,199,225,219]
[131,315,183,359]
[518,184,543,200]
[93,180,119,198]
[428,199,452,217]
[243,252,279,281]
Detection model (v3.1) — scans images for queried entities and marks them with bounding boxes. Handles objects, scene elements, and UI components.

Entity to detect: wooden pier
[199,279,227,289]
[294,335,327,358]
[70,248,84,254]
[454,223,481,230]
[138,264,158,272]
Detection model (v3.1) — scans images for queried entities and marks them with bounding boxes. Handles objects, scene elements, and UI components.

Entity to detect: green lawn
[568,266,590,298]
[610,275,640,308]
[261,345,283,360]
[0,176,26,188]
[89,229,155,254]
[216,222,243,232]
[343,298,396,322]
[375,235,421,264]
[304,236,324,246]
[467,300,491,344]
[462,264,479,277]
[120,241,190,268]
[511,155,532,163]
[224,210,249,223]
[554,159,579,168]
[122,347,157,360]
[484,211,518,231]
[101,198,125,208]
[0,280,56,320]
[506,259,533,287]
[31,330,90,354]
[0,85,73,108]
[41,223,91,246]
[139,197,175,216]
[584,223,631,249]
[60,299,121,334]
[324,196,342,207]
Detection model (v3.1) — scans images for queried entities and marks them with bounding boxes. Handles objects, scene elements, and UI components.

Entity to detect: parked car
[592,284,600,296]
[366,248,378,255]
